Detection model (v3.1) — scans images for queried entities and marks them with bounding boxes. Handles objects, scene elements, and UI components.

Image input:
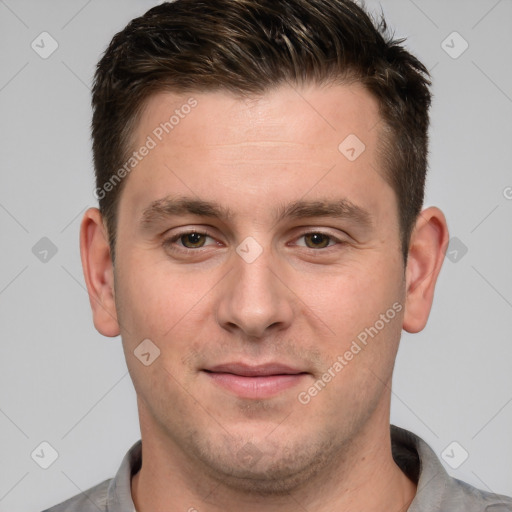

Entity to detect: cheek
[114,254,181,341]
[300,268,404,421]
[114,252,221,363]
[300,257,402,340]
[114,260,201,403]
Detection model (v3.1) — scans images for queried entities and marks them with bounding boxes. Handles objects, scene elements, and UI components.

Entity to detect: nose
[215,246,294,339]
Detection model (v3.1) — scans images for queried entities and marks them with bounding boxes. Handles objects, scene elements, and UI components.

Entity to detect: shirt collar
[106,438,141,512]
[391,425,449,511]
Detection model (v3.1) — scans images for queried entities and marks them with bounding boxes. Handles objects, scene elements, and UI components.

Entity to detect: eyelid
[162,227,347,252]
[162,228,218,250]
[290,229,345,248]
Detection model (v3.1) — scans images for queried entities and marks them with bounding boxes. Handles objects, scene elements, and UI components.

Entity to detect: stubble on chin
[181,426,347,497]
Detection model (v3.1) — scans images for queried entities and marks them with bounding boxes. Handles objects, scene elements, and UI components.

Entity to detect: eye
[163,230,217,251]
[294,231,342,249]
[162,229,345,254]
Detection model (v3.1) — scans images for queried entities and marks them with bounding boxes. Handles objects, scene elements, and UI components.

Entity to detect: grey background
[0,0,511,510]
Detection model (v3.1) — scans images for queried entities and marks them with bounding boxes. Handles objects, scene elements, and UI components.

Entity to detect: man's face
[113,83,407,491]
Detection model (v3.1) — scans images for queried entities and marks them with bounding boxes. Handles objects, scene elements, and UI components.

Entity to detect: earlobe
[402,206,450,334]
[80,207,120,337]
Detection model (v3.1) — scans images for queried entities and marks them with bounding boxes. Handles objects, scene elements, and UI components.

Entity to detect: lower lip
[204,371,307,399]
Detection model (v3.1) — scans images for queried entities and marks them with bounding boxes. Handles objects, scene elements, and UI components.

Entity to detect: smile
[203,363,309,399]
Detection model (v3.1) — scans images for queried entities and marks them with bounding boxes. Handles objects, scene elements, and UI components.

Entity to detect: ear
[80,207,120,337]
[403,206,450,333]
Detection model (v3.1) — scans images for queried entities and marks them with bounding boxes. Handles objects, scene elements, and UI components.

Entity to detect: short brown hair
[92,0,432,264]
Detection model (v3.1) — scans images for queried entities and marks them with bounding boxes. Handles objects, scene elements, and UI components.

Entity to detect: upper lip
[204,363,306,377]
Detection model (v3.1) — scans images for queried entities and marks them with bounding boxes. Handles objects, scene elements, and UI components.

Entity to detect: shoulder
[391,425,512,511]
[40,439,141,512]
[444,476,512,511]
[40,479,111,512]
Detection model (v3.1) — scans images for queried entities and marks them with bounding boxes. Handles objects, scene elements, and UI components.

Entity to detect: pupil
[185,233,203,246]
[306,233,329,249]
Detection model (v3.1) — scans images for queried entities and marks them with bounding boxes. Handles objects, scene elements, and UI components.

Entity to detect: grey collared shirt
[42,425,512,512]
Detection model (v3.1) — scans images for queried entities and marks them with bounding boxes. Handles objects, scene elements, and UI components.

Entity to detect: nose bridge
[215,241,293,338]
[235,247,276,303]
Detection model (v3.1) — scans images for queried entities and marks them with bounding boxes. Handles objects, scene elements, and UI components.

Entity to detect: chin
[186,429,336,496]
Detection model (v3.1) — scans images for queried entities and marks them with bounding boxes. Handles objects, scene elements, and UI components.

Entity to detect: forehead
[120,82,394,229]
[136,82,382,152]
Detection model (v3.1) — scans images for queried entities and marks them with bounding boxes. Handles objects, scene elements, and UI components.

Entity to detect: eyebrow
[140,196,374,229]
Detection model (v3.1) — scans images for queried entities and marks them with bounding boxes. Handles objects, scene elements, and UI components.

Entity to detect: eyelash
[162,229,345,253]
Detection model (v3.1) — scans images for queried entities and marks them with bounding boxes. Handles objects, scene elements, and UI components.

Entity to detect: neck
[131,398,416,512]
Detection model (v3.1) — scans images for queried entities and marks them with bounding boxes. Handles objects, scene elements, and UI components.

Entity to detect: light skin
[81,82,449,511]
